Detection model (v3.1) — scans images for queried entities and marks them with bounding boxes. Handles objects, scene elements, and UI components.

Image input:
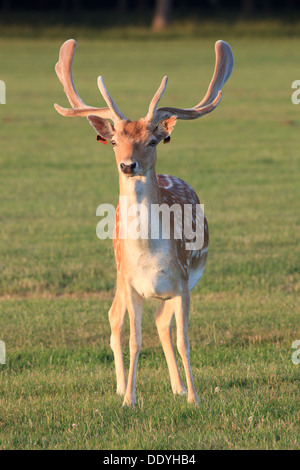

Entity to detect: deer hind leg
[122,285,143,407]
[155,300,187,396]
[173,288,200,405]
[109,282,127,396]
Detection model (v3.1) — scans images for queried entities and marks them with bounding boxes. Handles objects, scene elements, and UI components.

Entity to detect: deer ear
[154,115,177,143]
[87,115,115,144]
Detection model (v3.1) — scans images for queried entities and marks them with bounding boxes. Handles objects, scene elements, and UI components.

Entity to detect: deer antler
[146,40,234,124]
[146,75,168,123]
[54,39,127,122]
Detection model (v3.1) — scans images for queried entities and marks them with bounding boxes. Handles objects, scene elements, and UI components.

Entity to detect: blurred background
[0,1,300,37]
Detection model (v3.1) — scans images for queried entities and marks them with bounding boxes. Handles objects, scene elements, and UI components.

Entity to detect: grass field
[0,32,299,449]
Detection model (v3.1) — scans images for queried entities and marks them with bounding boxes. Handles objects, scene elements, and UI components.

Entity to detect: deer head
[54,39,234,177]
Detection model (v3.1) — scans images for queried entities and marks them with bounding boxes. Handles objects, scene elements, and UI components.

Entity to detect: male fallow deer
[54,39,234,406]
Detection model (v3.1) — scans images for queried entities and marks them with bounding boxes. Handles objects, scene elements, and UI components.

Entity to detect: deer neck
[118,166,162,248]
[118,167,160,207]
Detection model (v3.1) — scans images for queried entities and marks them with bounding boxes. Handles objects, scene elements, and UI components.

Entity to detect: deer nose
[120,162,137,174]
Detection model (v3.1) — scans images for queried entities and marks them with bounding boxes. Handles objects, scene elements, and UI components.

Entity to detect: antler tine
[195,40,234,108]
[146,76,168,123]
[97,76,127,122]
[152,40,234,123]
[54,39,117,121]
[55,39,85,109]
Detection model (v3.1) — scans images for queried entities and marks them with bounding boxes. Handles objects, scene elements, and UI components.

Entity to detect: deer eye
[148,139,157,147]
[111,140,117,147]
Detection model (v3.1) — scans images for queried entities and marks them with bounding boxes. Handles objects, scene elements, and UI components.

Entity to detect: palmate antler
[54,39,234,127]
[146,40,234,124]
[54,39,127,122]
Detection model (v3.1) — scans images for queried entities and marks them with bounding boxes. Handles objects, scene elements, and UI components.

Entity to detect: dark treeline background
[1,1,298,13]
[0,1,299,32]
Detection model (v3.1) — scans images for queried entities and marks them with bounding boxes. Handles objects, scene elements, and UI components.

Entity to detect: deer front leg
[174,287,200,405]
[109,282,127,395]
[155,300,187,396]
[123,284,143,407]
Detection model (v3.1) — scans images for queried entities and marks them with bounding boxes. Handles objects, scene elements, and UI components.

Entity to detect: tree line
[1,1,298,31]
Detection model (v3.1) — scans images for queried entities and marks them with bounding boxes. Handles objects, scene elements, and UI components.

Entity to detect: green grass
[0,293,298,449]
[0,35,299,449]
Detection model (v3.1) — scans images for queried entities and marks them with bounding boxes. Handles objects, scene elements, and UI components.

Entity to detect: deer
[54,39,234,406]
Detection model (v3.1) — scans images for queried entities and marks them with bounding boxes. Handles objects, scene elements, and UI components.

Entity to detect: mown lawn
[0,34,299,449]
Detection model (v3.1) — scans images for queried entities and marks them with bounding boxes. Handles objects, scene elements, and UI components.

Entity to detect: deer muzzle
[120,162,137,175]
